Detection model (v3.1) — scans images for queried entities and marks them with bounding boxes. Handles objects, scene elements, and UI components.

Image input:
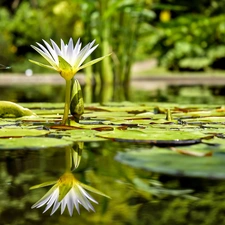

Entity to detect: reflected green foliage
[1,141,225,224]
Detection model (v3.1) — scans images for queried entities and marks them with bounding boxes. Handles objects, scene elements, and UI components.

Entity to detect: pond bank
[1,73,225,91]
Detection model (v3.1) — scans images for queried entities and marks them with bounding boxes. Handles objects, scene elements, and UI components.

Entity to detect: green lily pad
[20,102,64,109]
[181,116,225,124]
[116,148,225,179]
[0,137,73,150]
[0,128,49,137]
[0,120,17,126]
[96,128,211,145]
[55,129,106,142]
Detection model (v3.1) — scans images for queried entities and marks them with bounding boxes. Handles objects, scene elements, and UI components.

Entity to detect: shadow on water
[1,141,225,225]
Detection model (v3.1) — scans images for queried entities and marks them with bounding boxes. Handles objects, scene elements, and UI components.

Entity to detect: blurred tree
[146,0,225,71]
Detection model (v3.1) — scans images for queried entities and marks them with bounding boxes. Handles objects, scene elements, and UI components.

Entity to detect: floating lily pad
[0,128,49,138]
[181,116,225,124]
[20,102,64,109]
[0,137,73,150]
[116,148,225,179]
[96,129,211,145]
[0,120,18,126]
[62,130,106,142]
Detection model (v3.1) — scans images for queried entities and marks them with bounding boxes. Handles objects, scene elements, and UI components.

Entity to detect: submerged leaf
[170,147,212,157]
[116,148,225,179]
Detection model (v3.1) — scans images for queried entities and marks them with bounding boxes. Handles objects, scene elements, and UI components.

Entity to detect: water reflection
[30,143,109,216]
[1,141,225,224]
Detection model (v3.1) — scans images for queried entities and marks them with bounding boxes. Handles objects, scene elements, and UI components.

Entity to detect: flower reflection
[70,142,83,170]
[30,144,110,216]
[31,172,109,216]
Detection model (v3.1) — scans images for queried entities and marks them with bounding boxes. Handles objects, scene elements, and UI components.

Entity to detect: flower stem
[62,79,71,125]
[65,146,72,172]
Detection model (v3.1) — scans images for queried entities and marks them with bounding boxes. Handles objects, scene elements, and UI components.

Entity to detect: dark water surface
[1,141,225,225]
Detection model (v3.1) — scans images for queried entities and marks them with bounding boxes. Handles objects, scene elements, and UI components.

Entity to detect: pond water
[1,87,225,224]
[1,140,225,225]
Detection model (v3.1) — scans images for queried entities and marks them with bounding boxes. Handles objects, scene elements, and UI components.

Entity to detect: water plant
[30,38,110,124]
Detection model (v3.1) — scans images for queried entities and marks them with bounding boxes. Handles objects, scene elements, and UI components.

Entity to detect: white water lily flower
[30,172,110,216]
[30,38,108,80]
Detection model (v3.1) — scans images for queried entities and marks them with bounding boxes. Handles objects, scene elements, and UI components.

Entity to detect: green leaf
[29,60,56,70]
[58,183,72,202]
[58,56,74,80]
[79,54,112,70]
[30,181,56,190]
[58,56,72,71]
[80,183,111,199]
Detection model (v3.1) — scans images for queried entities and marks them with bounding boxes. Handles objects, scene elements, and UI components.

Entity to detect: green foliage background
[146,0,225,70]
[1,0,225,73]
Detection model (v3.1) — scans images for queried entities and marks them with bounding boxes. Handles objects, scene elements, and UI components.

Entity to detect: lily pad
[55,129,106,142]
[116,148,225,179]
[96,129,211,146]
[0,137,73,150]
[0,128,49,138]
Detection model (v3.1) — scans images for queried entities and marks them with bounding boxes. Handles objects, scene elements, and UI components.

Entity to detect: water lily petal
[66,38,74,64]
[50,39,62,64]
[60,197,67,215]
[50,199,61,215]
[78,185,98,204]
[67,191,75,216]
[36,42,54,60]
[78,43,98,67]
[31,186,58,209]
[73,38,82,59]
[70,188,80,214]
[30,45,58,68]
[60,39,67,57]
[74,41,97,68]
[75,186,92,211]
[43,39,59,63]
[42,189,59,214]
